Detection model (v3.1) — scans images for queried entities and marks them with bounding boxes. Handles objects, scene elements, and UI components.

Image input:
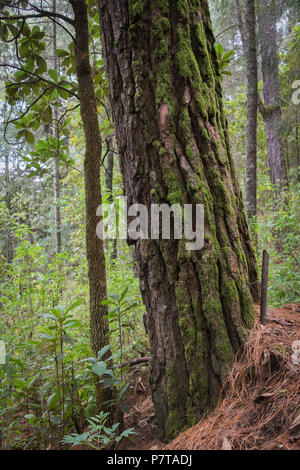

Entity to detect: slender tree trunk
[245,0,258,223]
[2,59,13,264]
[105,136,118,260]
[235,0,246,55]
[99,0,258,439]
[105,136,114,195]
[52,0,62,254]
[69,0,113,411]
[53,160,61,254]
[258,0,287,189]
[4,151,13,263]
[235,0,258,225]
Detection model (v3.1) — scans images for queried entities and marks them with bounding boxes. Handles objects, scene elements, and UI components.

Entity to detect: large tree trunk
[258,0,287,189]
[245,0,258,223]
[69,0,112,410]
[99,0,258,439]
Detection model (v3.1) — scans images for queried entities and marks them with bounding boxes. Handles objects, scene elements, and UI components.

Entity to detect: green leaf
[215,43,224,59]
[92,361,107,377]
[28,374,40,388]
[31,30,45,40]
[14,378,28,389]
[81,357,96,364]
[40,313,59,322]
[35,54,47,74]
[223,50,234,61]
[119,285,130,302]
[65,298,83,314]
[97,345,111,360]
[25,57,35,73]
[21,22,31,37]
[47,393,58,410]
[55,49,69,58]
[58,87,70,99]
[25,130,35,144]
[8,23,18,37]
[19,41,31,59]
[5,364,15,379]
[48,69,59,83]
[0,23,9,41]
[63,319,81,329]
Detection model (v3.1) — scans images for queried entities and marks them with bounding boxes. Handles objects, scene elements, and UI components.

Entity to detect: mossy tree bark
[69,0,113,411]
[99,0,258,439]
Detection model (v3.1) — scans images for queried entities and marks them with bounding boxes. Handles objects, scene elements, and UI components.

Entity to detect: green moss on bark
[100,0,257,441]
[129,0,147,18]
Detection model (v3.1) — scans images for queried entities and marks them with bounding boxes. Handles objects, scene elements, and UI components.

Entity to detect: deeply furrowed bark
[69,0,112,411]
[99,0,258,439]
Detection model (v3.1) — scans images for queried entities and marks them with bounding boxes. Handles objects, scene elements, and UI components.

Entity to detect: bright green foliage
[215,43,234,76]
[0,199,147,448]
[258,184,300,306]
[62,411,135,450]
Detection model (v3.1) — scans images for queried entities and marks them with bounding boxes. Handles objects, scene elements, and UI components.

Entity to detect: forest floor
[122,304,300,451]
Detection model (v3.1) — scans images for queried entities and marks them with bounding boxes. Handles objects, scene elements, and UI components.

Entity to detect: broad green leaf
[25,130,35,144]
[35,54,47,74]
[97,345,111,360]
[55,49,69,58]
[48,69,59,83]
[47,393,58,410]
[92,361,107,377]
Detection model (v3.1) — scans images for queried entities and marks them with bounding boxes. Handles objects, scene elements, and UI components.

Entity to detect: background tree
[104,134,118,261]
[52,0,62,254]
[234,0,258,225]
[258,0,287,190]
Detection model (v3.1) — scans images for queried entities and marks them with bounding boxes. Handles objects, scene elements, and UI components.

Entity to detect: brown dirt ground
[121,304,300,450]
